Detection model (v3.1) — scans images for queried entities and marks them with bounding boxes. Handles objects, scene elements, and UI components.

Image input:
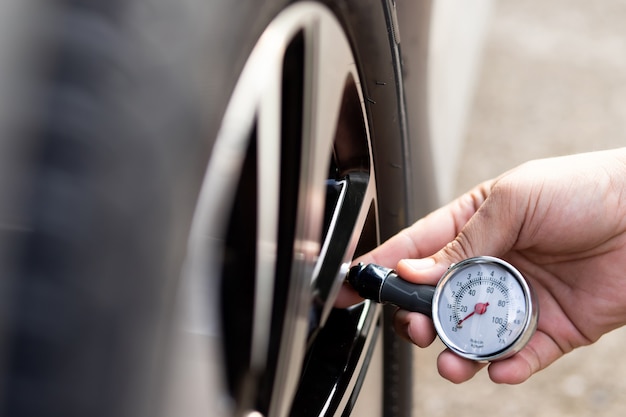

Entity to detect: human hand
[348,148,626,384]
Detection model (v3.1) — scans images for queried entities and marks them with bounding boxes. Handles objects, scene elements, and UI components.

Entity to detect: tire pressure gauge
[348,256,538,361]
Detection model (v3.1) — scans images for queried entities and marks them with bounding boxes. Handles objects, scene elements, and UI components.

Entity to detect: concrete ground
[413,1,626,416]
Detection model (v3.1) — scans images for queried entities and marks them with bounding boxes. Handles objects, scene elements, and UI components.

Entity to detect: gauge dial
[432,257,537,361]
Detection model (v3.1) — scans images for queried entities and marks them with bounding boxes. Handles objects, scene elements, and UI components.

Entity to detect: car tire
[192,1,421,416]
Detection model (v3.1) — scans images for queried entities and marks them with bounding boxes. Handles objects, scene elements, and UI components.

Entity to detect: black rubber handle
[348,263,435,317]
[379,273,434,317]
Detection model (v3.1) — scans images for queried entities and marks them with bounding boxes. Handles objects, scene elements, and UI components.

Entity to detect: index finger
[355,181,492,268]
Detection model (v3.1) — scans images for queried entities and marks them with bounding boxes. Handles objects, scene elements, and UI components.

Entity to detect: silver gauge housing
[432,256,538,361]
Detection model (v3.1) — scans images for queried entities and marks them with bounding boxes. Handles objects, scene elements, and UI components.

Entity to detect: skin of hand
[338,148,626,384]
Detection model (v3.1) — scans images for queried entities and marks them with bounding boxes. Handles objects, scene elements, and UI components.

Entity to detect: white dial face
[433,259,530,360]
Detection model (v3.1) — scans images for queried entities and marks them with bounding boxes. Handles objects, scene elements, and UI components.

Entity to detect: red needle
[457,302,489,328]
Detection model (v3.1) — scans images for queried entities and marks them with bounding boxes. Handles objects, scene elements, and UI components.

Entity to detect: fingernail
[401,257,436,271]
[406,322,417,345]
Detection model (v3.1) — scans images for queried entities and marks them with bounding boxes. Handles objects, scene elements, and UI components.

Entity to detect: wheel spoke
[268,6,379,416]
[253,41,283,372]
[291,301,380,417]
[313,172,374,329]
[266,9,351,417]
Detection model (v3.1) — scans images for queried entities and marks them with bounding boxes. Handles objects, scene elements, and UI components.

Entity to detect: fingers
[396,257,449,286]
[393,307,488,383]
[437,350,487,383]
[393,299,566,384]
[436,178,521,263]
[435,330,566,384]
[344,181,496,307]
[393,308,487,383]
[363,177,533,385]
[393,309,437,347]
[395,179,524,289]
[487,330,565,384]
[354,180,495,269]
[393,310,491,384]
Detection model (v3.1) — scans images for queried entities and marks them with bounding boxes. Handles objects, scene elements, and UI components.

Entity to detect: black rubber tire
[320,2,415,414]
[0,1,421,416]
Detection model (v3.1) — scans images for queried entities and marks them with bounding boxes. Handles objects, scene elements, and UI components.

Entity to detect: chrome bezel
[431,256,538,362]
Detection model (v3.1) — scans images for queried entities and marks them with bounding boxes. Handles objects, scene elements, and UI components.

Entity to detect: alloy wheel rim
[184,3,382,416]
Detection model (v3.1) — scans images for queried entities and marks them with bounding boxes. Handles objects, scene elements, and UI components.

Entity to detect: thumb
[397,185,521,285]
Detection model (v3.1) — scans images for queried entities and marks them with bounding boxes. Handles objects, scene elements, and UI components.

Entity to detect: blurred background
[414,0,626,416]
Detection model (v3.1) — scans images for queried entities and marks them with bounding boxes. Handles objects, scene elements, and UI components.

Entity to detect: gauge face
[432,257,537,361]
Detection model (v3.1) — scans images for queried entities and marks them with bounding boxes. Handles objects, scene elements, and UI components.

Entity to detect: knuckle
[442,235,473,261]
